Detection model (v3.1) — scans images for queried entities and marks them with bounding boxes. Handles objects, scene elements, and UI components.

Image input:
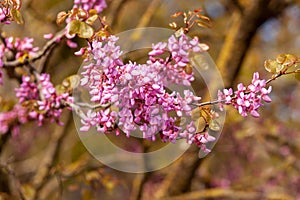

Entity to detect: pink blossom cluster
[148,34,206,86]
[80,34,216,151]
[218,72,272,117]
[4,36,39,59]
[0,36,38,84]
[15,73,73,126]
[0,104,27,136]
[73,0,107,14]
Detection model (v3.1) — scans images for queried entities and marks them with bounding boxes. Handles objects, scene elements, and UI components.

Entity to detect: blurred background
[0,0,300,199]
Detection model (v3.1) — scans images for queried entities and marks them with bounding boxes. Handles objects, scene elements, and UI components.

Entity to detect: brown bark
[152,0,294,198]
[154,146,201,199]
[218,0,294,87]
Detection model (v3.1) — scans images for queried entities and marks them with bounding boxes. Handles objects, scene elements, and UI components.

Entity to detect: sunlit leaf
[62,74,81,91]
[68,20,94,38]
[86,14,98,25]
[195,117,207,133]
[276,54,286,64]
[276,54,297,66]
[264,59,283,74]
[56,11,68,24]
[209,120,220,131]
[10,8,23,24]
[68,20,81,35]
[78,22,94,38]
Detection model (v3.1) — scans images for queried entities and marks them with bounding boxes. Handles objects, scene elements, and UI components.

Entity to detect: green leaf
[68,20,81,35]
[10,8,23,24]
[86,14,98,25]
[264,59,283,74]
[78,21,94,38]
[68,20,94,38]
[276,54,297,67]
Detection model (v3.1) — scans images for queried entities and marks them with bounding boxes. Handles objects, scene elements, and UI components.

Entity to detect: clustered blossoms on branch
[0,73,73,135]
[15,74,73,125]
[0,0,298,155]
[0,104,27,136]
[79,33,219,152]
[0,36,38,84]
[218,72,272,118]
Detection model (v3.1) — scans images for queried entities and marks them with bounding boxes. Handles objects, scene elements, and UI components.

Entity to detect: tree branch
[152,0,295,199]
[2,29,66,68]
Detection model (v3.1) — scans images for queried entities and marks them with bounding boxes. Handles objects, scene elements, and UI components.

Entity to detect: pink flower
[218,72,272,117]
[0,104,28,135]
[73,0,107,14]
[2,36,38,60]
[79,33,213,149]
[15,73,73,126]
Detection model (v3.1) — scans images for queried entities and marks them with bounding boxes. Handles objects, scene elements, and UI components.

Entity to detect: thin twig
[61,100,88,121]
[266,71,300,84]
[75,102,111,109]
